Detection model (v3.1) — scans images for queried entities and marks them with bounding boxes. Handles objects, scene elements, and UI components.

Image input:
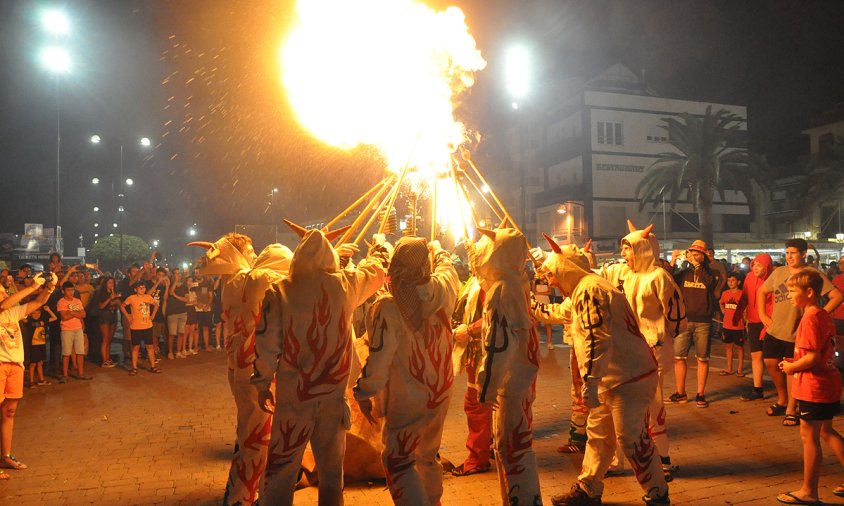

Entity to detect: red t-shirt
[832,274,844,320]
[792,306,841,404]
[719,289,745,330]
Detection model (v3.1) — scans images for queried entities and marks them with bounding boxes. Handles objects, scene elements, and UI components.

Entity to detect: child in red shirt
[777,269,844,505]
[719,272,746,377]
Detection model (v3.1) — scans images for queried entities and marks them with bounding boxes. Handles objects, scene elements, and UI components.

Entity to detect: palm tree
[635,105,766,247]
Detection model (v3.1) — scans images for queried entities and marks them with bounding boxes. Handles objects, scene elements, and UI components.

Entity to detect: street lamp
[38,10,72,255]
[505,44,531,237]
[90,134,151,270]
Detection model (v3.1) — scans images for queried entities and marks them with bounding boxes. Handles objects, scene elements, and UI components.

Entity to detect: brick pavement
[3,335,844,505]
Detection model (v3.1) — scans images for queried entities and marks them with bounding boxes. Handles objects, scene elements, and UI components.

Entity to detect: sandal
[736,371,746,377]
[0,470,8,480]
[36,380,51,386]
[833,484,844,497]
[451,463,490,477]
[783,414,801,427]
[150,367,162,374]
[719,370,735,376]
[767,403,787,416]
[128,369,138,376]
[1,455,27,470]
[776,491,822,505]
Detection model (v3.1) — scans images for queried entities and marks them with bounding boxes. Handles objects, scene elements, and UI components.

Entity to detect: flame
[281,0,486,176]
[434,177,474,239]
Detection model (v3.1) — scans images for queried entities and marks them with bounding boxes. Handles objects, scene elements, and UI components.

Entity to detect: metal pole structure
[55,77,62,253]
[325,176,392,230]
[119,142,124,272]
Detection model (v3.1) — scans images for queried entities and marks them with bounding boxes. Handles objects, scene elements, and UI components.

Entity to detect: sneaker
[77,375,93,381]
[176,352,185,359]
[102,361,117,368]
[215,346,222,351]
[643,491,670,506]
[665,392,687,404]
[551,483,601,506]
[662,463,678,483]
[57,376,68,384]
[167,353,175,360]
[154,357,162,364]
[190,349,199,355]
[695,394,709,408]
[740,389,763,401]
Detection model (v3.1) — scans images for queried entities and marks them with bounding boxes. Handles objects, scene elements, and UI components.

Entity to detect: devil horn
[324,225,351,242]
[583,239,593,253]
[627,219,637,233]
[477,227,496,240]
[186,241,213,249]
[641,224,655,239]
[543,233,562,254]
[283,219,308,238]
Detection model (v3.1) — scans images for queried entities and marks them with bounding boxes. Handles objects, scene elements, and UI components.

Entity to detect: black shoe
[740,389,764,401]
[643,491,670,505]
[551,483,601,506]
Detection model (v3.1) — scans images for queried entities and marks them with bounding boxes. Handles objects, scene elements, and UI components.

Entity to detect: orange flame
[281,0,486,176]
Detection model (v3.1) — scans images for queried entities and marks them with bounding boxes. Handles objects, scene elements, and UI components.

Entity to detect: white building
[497,64,752,253]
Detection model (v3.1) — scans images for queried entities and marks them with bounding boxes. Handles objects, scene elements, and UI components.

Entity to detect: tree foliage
[799,136,844,214]
[89,235,150,268]
[635,106,767,246]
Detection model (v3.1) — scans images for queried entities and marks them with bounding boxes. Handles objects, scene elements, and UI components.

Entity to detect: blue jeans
[674,321,711,361]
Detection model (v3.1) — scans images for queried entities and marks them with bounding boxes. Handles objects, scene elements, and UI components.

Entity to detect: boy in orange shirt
[719,272,746,377]
[120,282,160,375]
[777,269,844,505]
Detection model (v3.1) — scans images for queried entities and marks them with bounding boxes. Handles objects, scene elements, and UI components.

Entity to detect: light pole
[38,8,71,253]
[91,135,151,270]
[505,45,530,235]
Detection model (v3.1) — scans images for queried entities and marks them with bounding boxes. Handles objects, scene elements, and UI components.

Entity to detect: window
[597,121,623,146]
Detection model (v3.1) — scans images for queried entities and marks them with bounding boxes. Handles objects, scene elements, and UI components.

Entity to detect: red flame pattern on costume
[631,410,656,485]
[408,309,454,409]
[384,429,421,501]
[265,419,312,476]
[235,456,264,501]
[504,398,534,476]
[243,416,272,452]
[281,287,353,402]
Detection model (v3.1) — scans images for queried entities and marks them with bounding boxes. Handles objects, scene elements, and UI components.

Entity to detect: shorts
[186,307,197,325]
[167,313,187,335]
[835,319,844,337]
[31,344,47,363]
[674,321,711,361]
[61,328,85,356]
[797,399,841,421]
[131,328,155,347]
[0,363,24,402]
[746,322,764,353]
[762,334,794,360]
[197,311,212,328]
[97,309,117,326]
[721,328,745,345]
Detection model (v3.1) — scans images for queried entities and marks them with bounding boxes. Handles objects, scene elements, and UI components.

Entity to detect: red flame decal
[384,430,421,501]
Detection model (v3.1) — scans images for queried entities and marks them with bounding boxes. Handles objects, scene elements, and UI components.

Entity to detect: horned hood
[752,253,773,280]
[195,238,254,276]
[543,243,592,296]
[254,243,294,275]
[288,229,339,278]
[471,228,529,283]
[621,224,657,273]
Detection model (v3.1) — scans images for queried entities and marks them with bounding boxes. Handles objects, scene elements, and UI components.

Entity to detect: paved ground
[3,333,844,505]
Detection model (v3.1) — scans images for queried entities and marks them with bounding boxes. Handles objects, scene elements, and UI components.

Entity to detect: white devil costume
[451,275,494,475]
[471,228,542,506]
[252,224,387,505]
[618,221,687,469]
[538,236,668,504]
[353,238,459,504]
[191,238,293,506]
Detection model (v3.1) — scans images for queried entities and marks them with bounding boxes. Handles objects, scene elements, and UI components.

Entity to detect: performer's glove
[582,376,600,409]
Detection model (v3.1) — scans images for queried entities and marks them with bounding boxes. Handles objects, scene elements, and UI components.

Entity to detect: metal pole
[55,77,62,253]
[119,143,124,271]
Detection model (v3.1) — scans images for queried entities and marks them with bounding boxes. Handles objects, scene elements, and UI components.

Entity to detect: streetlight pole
[506,45,530,236]
[119,143,124,271]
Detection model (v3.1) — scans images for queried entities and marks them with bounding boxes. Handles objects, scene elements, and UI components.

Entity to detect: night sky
[1,0,843,255]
